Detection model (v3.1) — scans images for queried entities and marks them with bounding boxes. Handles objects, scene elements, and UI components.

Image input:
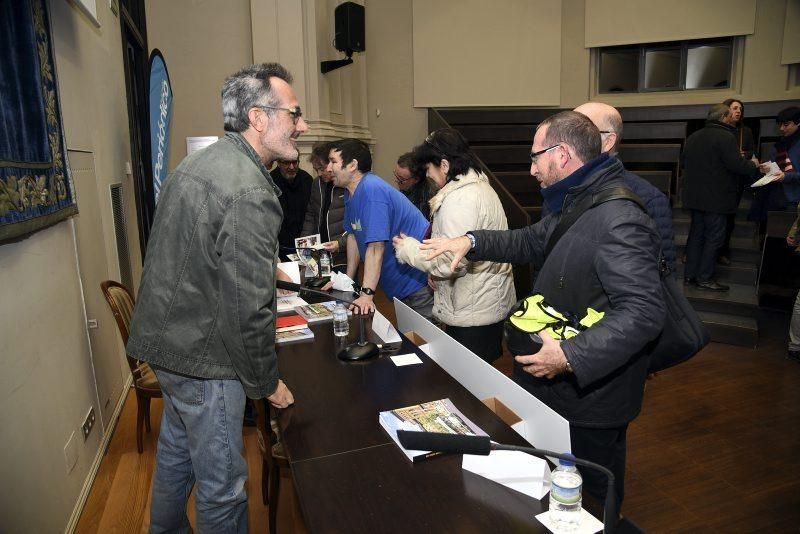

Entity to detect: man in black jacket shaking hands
[422,111,666,515]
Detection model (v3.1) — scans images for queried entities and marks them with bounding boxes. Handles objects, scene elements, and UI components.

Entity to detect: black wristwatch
[360,287,375,296]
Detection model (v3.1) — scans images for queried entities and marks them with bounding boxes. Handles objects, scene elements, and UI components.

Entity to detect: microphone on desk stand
[396,430,618,534]
[276,280,379,362]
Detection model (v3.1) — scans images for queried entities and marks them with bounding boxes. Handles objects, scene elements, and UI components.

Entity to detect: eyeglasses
[394,170,414,185]
[530,144,561,164]
[256,105,303,125]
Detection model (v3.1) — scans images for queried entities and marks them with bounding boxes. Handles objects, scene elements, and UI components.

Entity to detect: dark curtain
[0,0,78,242]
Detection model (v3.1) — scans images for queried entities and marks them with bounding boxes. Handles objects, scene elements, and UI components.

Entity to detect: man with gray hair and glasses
[421,111,666,519]
[127,63,305,533]
[682,103,760,291]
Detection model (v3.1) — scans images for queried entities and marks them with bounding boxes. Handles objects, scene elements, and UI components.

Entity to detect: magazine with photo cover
[294,301,352,323]
[379,398,488,462]
[275,327,314,344]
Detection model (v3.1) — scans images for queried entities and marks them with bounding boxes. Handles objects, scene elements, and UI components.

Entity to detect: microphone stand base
[338,341,379,361]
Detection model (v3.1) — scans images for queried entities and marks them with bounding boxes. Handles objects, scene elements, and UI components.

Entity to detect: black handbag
[545,185,710,372]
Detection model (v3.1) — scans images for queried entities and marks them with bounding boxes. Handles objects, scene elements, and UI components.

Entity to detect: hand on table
[514,331,569,379]
[350,294,375,315]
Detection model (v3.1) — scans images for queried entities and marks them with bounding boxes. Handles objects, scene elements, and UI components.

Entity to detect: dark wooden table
[275,307,555,533]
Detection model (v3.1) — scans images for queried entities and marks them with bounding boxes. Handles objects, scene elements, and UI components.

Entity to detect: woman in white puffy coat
[393,129,516,363]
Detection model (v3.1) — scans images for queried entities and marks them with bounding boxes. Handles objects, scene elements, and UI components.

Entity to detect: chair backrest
[100,280,139,375]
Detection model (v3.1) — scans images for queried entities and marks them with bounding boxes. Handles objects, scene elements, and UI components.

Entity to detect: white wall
[0,0,138,531]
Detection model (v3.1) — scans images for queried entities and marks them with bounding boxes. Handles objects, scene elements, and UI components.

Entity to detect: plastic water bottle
[320,250,331,276]
[549,454,582,531]
[333,302,349,337]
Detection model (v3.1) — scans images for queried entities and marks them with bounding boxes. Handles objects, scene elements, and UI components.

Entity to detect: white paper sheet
[535,508,603,534]
[751,161,782,187]
[390,353,423,366]
[186,136,218,155]
[462,450,551,500]
[277,261,301,284]
[330,271,356,292]
[372,310,402,344]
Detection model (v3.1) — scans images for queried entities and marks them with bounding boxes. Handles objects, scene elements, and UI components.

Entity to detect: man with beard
[421,111,666,518]
[271,157,313,260]
[126,63,302,533]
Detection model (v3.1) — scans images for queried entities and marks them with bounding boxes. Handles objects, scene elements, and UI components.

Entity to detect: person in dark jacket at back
[271,158,313,260]
[574,102,678,272]
[302,142,348,268]
[421,111,666,519]
[718,98,757,265]
[682,103,760,291]
[395,151,434,220]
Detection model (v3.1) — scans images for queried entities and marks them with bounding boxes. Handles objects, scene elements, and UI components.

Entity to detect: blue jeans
[150,369,248,534]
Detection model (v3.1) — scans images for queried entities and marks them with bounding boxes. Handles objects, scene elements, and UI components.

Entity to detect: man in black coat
[422,111,666,516]
[271,158,313,260]
[682,104,760,290]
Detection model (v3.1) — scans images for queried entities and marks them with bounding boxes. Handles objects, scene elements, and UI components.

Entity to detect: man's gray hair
[707,103,729,122]
[222,63,293,133]
[537,111,601,163]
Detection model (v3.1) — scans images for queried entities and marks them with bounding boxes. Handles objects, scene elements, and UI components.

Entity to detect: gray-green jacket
[127,133,283,399]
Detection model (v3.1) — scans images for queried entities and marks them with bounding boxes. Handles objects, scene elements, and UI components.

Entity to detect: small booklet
[294,301,351,323]
[379,398,488,462]
[277,295,308,314]
[275,327,314,344]
[276,314,308,332]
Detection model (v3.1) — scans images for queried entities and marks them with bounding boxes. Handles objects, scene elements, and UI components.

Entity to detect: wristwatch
[360,287,375,296]
[564,357,574,374]
[466,232,477,250]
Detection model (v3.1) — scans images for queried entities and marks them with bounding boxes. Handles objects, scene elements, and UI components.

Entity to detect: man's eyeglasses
[256,105,303,125]
[530,144,561,164]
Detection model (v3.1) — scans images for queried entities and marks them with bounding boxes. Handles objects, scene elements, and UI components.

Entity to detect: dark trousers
[570,424,628,513]
[446,321,504,364]
[719,186,745,258]
[684,210,726,282]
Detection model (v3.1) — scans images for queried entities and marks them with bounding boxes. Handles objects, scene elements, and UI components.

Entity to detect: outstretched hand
[514,331,569,379]
[419,235,472,274]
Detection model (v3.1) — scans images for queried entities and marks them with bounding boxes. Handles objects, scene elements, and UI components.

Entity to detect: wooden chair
[254,398,290,533]
[100,280,162,453]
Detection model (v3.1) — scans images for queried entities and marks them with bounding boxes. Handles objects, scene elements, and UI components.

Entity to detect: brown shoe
[717,256,731,266]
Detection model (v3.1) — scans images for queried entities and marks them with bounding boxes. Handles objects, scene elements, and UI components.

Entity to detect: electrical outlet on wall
[82,406,96,441]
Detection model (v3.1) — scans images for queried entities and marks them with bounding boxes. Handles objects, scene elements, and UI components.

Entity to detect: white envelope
[462,450,551,500]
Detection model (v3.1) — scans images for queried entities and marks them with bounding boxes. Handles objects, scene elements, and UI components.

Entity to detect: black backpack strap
[544,186,644,258]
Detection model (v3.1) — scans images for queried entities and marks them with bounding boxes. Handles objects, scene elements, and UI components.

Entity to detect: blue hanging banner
[148,49,173,204]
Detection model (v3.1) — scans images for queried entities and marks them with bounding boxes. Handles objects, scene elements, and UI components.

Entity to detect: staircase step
[683,281,759,315]
[672,216,757,239]
[675,234,762,264]
[676,261,757,285]
[697,311,758,347]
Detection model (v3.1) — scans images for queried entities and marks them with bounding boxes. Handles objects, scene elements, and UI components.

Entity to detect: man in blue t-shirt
[323,138,433,317]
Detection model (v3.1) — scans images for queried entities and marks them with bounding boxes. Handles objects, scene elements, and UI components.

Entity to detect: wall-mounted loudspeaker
[334,2,365,54]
